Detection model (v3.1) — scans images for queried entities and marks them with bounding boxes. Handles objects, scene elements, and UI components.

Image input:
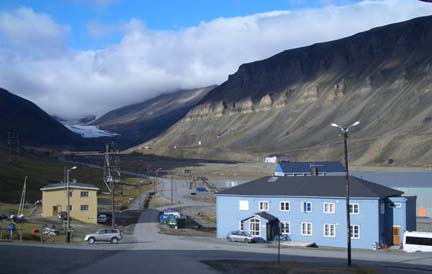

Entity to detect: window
[250,218,260,236]
[80,205,89,211]
[239,200,249,211]
[69,191,72,197]
[80,191,89,197]
[239,221,244,231]
[280,221,290,234]
[406,236,432,246]
[350,225,360,239]
[259,201,269,211]
[349,203,359,214]
[280,201,290,211]
[301,222,312,236]
[380,203,385,214]
[69,205,72,211]
[324,224,336,237]
[323,203,335,214]
[302,202,312,212]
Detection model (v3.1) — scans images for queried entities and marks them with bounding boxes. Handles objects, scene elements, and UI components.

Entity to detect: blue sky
[0,0,360,50]
[0,0,431,117]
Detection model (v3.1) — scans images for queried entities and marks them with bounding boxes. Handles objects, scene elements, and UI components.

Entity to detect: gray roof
[218,176,403,198]
[40,182,99,191]
[278,161,345,173]
[241,212,279,222]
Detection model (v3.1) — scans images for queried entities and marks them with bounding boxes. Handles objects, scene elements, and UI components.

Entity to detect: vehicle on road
[10,214,26,223]
[58,211,67,221]
[226,230,255,243]
[159,213,170,224]
[97,213,112,224]
[84,228,123,244]
[167,214,186,229]
[403,231,432,252]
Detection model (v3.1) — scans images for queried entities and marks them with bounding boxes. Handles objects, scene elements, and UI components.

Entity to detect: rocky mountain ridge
[134,16,432,167]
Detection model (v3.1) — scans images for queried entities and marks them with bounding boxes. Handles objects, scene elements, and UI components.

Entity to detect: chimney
[311,166,319,176]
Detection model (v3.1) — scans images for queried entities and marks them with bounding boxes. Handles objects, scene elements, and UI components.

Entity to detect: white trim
[279,201,290,212]
[323,202,335,214]
[349,203,360,214]
[323,223,336,238]
[259,201,270,212]
[280,221,290,235]
[301,222,312,236]
[41,186,99,191]
[350,224,360,239]
[250,218,260,237]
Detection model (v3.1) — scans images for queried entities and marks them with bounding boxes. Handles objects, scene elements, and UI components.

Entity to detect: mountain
[0,87,83,147]
[132,16,432,167]
[93,86,216,147]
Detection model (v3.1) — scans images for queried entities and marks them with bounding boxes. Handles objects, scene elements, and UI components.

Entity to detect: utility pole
[331,121,360,267]
[66,166,77,243]
[103,142,120,228]
[171,175,173,204]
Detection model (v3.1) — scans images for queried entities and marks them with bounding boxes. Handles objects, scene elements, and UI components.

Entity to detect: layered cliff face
[134,16,432,166]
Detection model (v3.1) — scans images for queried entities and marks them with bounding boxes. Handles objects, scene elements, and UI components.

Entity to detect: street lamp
[330,121,359,267]
[66,166,77,243]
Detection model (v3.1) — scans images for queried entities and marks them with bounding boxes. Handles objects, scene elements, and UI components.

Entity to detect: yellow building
[40,182,99,224]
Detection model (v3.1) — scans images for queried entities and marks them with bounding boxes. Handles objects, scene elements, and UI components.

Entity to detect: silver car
[84,228,123,244]
[226,230,255,243]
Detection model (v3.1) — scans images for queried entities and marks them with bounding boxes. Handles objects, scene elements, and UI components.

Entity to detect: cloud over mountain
[0,1,431,118]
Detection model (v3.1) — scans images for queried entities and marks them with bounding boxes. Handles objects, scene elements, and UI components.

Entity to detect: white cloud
[0,0,432,118]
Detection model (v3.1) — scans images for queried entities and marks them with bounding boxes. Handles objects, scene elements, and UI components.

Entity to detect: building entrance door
[52,206,58,217]
[392,226,401,245]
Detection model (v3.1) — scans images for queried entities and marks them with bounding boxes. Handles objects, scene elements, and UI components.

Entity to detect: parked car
[84,228,123,244]
[159,213,170,224]
[167,214,186,229]
[226,230,255,243]
[97,213,112,224]
[163,208,181,218]
[10,214,26,223]
[58,211,67,221]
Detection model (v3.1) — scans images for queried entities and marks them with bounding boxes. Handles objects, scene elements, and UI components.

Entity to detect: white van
[403,231,432,252]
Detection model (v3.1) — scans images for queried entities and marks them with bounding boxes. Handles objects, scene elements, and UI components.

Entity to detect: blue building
[274,161,345,176]
[216,176,416,249]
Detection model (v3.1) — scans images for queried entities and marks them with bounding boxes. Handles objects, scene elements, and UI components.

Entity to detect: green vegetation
[0,144,104,203]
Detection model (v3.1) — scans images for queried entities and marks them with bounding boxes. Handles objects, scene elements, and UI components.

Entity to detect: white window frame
[349,203,359,214]
[250,218,260,237]
[350,225,360,239]
[323,202,335,214]
[259,201,270,212]
[280,201,290,212]
[323,223,336,238]
[301,222,312,236]
[80,191,89,198]
[280,221,290,235]
[80,204,89,211]
[302,201,312,213]
[239,200,249,211]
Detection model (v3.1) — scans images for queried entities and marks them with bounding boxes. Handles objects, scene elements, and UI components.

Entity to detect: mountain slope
[134,16,432,167]
[0,88,82,147]
[93,86,215,147]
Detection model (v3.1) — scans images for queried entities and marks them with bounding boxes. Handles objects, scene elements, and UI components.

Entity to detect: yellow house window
[80,205,89,211]
[80,191,89,198]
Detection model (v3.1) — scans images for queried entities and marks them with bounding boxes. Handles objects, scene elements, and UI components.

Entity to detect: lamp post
[66,166,77,243]
[330,121,359,267]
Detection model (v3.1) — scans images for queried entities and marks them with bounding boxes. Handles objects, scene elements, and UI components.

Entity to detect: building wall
[216,195,381,249]
[41,188,98,224]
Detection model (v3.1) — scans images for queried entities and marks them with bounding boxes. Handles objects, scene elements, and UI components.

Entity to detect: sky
[0,0,432,118]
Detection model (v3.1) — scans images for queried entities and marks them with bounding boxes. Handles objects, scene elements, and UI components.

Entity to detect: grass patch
[203,260,379,274]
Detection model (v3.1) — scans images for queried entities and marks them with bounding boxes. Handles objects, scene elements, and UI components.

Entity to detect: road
[1,207,432,274]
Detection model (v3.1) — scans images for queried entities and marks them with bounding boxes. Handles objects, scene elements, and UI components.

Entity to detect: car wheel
[111,237,118,244]
[88,237,95,244]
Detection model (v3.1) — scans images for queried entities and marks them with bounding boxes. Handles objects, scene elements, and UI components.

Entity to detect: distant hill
[93,86,216,147]
[133,16,432,167]
[0,87,83,147]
